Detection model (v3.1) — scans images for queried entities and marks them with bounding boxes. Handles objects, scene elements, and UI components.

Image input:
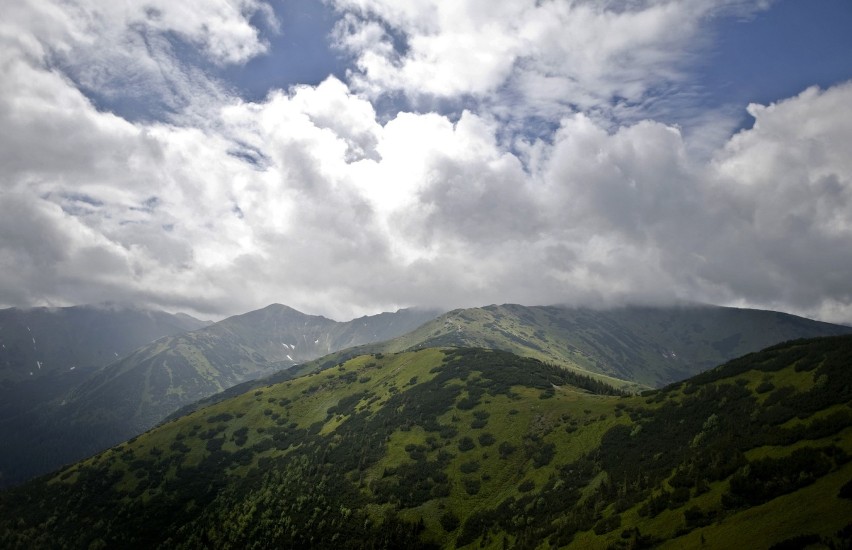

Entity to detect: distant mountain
[0,304,208,487]
[0,304,440,486]
[375,303,852,387]
[0,304,208,384]
[3,336,850,548]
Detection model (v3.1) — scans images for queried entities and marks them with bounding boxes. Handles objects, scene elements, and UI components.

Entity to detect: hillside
[376,303,852,387]
[61,304,441,434]
[0,304,208,488]
[0,304,440,487]
[2,336,850,548]
[166,303,852,418]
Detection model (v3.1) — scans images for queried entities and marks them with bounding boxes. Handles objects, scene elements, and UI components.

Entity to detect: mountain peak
[261,303,303,314]
[223,303,321,325]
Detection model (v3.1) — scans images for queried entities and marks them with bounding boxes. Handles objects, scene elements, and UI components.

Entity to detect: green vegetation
[375,303,852,388]
[4,302,850,491]
[2,337,852,549]
[0,304,440,487]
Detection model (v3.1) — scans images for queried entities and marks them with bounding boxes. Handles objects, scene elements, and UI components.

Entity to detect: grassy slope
[376,304,852,388]
[2,337,851,549]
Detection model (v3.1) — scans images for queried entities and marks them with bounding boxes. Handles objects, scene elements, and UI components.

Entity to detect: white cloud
[1,0,274,118]
[709,84,852,316]
[331,0,771,124]
[1,0,851,326]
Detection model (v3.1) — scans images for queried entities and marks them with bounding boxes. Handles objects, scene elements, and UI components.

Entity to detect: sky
[1,0,852,323]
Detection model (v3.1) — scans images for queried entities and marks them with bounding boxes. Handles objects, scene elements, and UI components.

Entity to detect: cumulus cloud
[330,0,771,123]
[708,84,852,315]
[1,0,851,325]
[2,0,275,118]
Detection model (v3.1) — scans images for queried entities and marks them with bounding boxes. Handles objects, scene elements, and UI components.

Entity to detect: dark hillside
[0,304,208,488]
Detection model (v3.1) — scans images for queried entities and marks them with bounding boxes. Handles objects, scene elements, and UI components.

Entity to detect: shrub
[440,511,460,532]
[756,381,775,394]
[463,478,481,495]
[839,479,852,500]
[498,441,516,459]
[458,437,475,452]
[460,461,480,474]
[478,433,496,446]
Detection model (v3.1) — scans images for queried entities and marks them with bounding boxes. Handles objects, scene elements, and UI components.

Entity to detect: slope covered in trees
[2,337,851,548]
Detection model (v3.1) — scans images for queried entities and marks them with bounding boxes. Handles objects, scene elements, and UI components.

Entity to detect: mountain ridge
[2,335,850,548]
[373,302,852,387]
[0,303,209,383]
[161,302,852,424]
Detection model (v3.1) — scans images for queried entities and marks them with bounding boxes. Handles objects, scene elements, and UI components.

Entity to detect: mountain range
[2,334,850,548]
[373,303,852,387]
[0,304,852,548]
[171,302,852,420]
[2,301,851,488]
[0,304,440,486]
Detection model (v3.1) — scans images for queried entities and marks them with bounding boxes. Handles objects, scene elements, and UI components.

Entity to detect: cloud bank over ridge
[1,0,851,323]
